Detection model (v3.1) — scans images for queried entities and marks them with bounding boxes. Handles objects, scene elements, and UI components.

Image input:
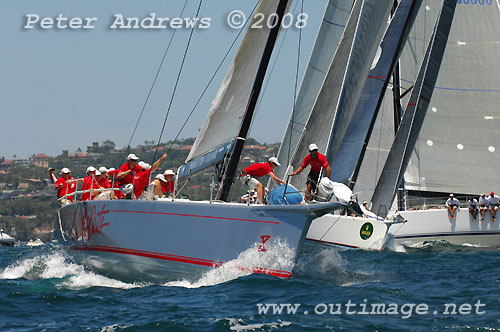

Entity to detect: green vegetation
[0,138,279,242]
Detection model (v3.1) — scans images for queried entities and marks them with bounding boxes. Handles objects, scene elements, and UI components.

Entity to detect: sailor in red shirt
[81,166,102,201]
[54,167,76,206]
[133,153,168,199]
[161,169,176,195]
[241,157,285,204]
[107,167,122,199]
[290,143,331,201]
[117,154,143,186]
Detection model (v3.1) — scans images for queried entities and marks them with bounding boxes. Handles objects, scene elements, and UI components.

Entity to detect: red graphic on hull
[258,235,271,252]
[79,204,110,241]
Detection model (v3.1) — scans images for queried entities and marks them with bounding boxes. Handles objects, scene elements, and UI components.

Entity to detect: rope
[127,0,189,148]
[151,0,204,165]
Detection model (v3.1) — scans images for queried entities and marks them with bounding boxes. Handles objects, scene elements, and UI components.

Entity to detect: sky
[0,0,326,158]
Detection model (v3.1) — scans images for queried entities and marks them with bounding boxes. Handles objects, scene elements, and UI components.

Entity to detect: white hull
[305,214,389,250]
[0,232,15,247]
[390,208,500,247]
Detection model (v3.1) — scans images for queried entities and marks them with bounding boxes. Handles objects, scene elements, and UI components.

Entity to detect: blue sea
[1,241,499,331]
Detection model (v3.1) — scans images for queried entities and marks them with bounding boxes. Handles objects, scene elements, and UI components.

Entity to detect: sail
[287,0,393,190]
[331,0,423,185]
[274,0,355,181]
[401,0,500,195]
[179,0,290,179]
[371,0,457,218]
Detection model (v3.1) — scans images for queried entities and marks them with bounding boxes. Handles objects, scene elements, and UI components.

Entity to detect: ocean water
[1,241,499,331]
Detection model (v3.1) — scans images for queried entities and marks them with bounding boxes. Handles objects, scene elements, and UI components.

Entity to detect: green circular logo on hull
[360,222,373,240]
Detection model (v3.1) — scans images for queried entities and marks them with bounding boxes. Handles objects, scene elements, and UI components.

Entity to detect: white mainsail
[181,0,291,178]
[371,0,458,218]
[402,0,500,196]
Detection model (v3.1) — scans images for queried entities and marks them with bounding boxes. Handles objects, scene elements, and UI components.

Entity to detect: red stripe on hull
[110,210,279,224]
[70,245,292,278]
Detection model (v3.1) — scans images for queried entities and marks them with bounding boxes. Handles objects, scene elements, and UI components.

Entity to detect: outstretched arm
[290,166,305,176]
[151,153,168,173]
[269,172,286,185]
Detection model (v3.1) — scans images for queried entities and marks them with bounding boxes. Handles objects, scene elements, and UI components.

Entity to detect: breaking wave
[0,249,144,290]
[165,238,295,288]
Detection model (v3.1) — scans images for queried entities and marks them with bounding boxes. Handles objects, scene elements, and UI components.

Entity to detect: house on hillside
[31,153,50,168]
[0,157,12,169]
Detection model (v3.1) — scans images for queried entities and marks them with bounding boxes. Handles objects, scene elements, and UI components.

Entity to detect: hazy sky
[0,0,325,158]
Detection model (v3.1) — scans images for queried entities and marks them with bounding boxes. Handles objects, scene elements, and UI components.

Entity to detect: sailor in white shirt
[446,194,460,219]
[468,196,479,221]
[488,192,499,222]
[479,193,490,220]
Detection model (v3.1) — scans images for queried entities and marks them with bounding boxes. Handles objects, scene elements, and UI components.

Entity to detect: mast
[217,0,289,202]
[370,0,457,218]
[391,0,405,211]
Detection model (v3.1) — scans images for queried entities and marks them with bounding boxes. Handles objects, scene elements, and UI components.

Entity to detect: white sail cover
[186,0,290,163]
[287,0,393,190]
[402,0,500,195]
[274,0,355,180]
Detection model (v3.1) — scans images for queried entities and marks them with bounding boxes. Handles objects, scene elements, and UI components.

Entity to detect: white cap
[309,143,319,151]
[127,153,139,161]
[60,168,70,174]
[142,163,151,170]
[363,200,367,204]
[98,167,108,174]
[108,167,115,172]
[164,169,175,176]
[86,166,96,173]
[137,161,146,169]
[95,170,102,176]
[155,174,167,182]
[268,157,280,166]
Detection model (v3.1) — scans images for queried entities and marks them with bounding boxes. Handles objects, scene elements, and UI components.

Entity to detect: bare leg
[305,184,313,202]
[448,206,454,218]
[480,207,486,220]
[492,206,498,221]
[255,183,265,205]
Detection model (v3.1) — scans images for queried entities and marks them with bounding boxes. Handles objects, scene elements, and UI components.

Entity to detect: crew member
[148,174,167,200]
[81,166,102,201]
[54,168,76,206]
[133,153,168,199]
[446,194,460,219]
[241,157,285,204]
[161,169,176,195]
[479,193,490,221]
[290,143,331,201]
[488,192,499,222]
[117,154,142,186]
[468,196,479,221]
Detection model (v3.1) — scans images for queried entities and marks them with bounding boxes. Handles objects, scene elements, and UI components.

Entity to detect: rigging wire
[151,0,204,165]
[127,0,189,149]
[166,1,260,153]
